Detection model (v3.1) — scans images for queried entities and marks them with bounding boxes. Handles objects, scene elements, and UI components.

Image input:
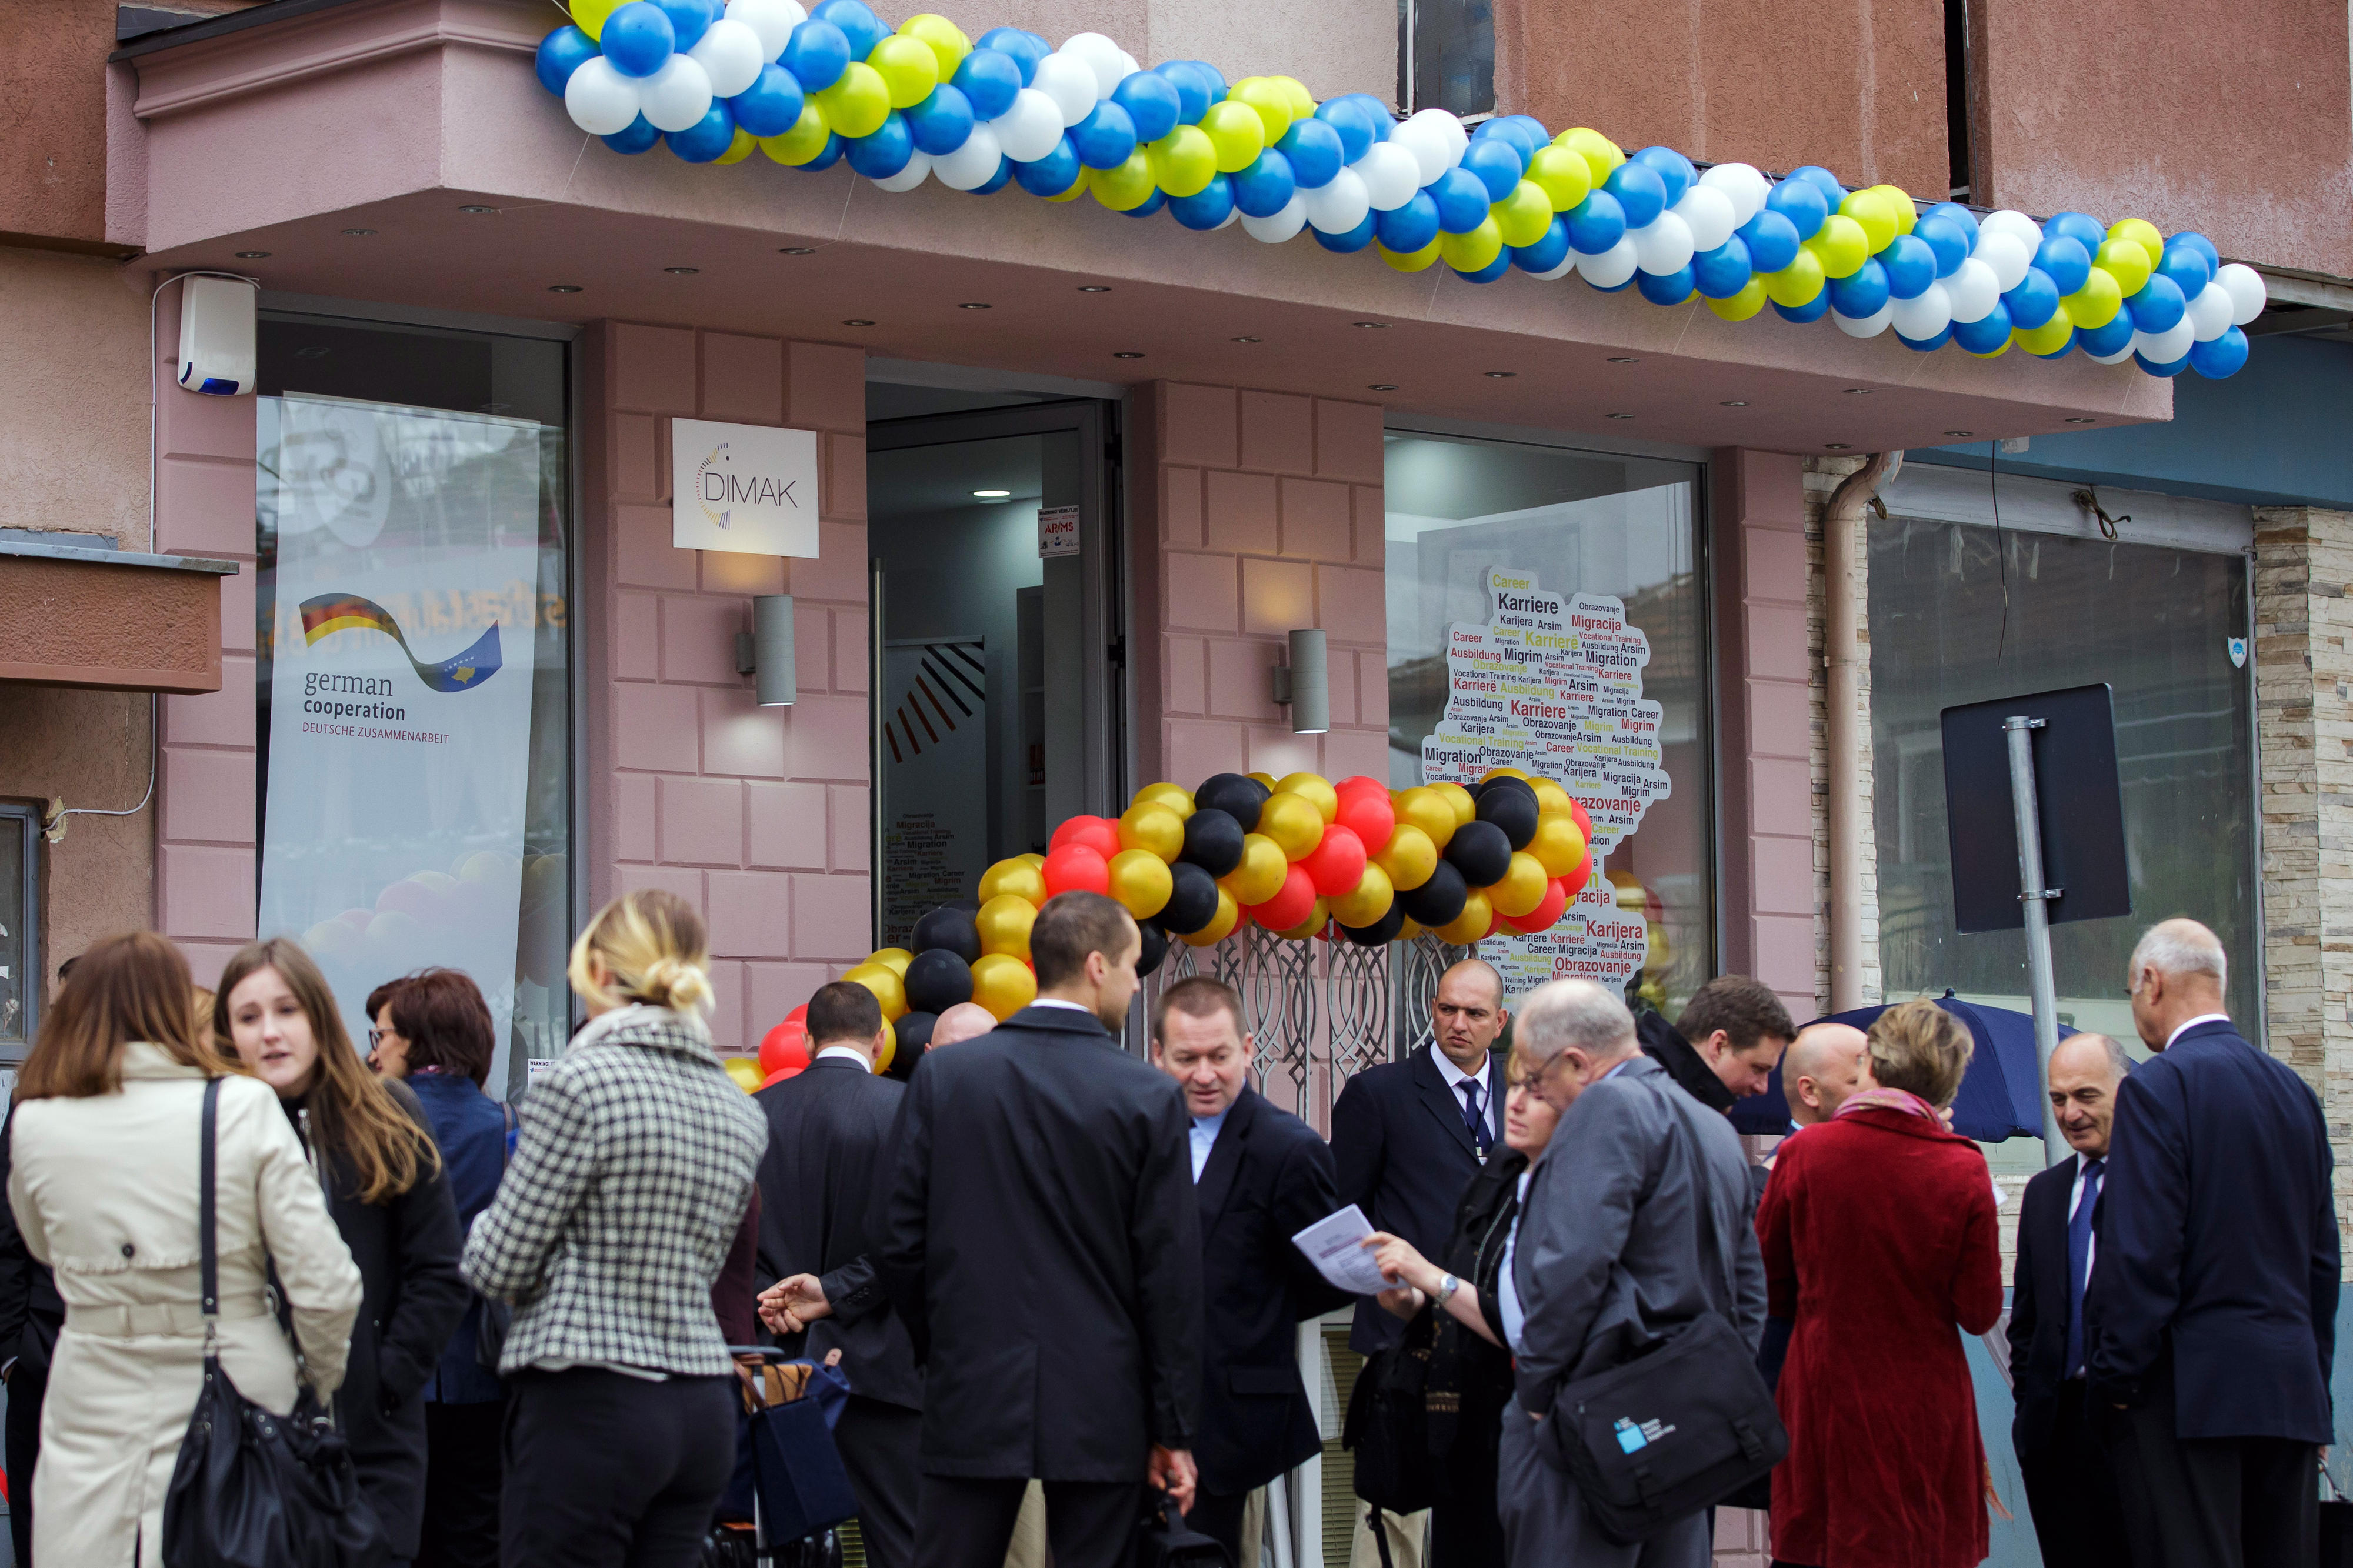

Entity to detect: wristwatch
[1436,1274,1461,1304]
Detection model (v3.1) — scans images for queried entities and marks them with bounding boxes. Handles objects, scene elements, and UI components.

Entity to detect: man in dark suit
[2088,918,2338,1568]
[0,1106,64,1568]
[754,980,922,1568]
[1148,976,1348,1559]
[1635,973,1795,1115]
[876,892,1201,1568]
[2008,1031,2132,1568]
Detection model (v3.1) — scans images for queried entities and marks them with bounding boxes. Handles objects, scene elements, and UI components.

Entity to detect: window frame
[0,800,39,1059]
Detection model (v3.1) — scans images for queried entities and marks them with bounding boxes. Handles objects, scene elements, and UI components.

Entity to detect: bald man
[931,1002,997,1049]
[1784,1022,1871,1129]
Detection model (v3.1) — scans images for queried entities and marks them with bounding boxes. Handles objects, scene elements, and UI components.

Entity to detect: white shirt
[1431,1045,1498,1146]
[1498,1055,1637,1352]
[2164,1012,2232,1049]
[815,1045,871,1066]
[1031,997,1092,1015]
[1189,1107,1229,1182]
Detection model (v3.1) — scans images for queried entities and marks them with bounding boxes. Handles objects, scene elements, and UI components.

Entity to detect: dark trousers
[501,1369,737,1568]
[1186,1488,1248,1559]
[1432,1493,1506,1568]
[6,1363,44,1568]
[913,1474,1141,1568]
[2101,1371,2318,1568]
[2018,1381,2130,1568]
[419,1399,505,1568]
[834,1397,921,1568]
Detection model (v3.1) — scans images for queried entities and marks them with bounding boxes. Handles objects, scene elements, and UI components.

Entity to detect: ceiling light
[972,489,1012,500]
[459,204,496,214]
[1078,285,1112,292]
[341,228,375,236]
[1113,351,1145,359]
[958,302,991,309]
[1352,321,1388,329]
[1825,442,1853,450]
[1606,413,1634,420]
[1485,371,1516,378]
[1368,383,1398,391]
[779,246,816,255]
[1719,399,1748,406]
[1231,335,1261,343]
[1944,429,1974,438]
[235,250,269,259]
[1606,356,1639,363]
[1842,387,1872,395]
[2065,416,2096,424]
[843,319,875,326]
[664,266,699,275]
[547,284,584,293]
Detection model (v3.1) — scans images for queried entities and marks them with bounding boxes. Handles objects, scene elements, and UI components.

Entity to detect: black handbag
[1340,1309,1439,1516]
[1130,1492,1231,1568]
[162,1077,389,1568]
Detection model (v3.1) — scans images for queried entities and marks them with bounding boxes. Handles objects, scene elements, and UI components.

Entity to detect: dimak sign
[671,418,823,556]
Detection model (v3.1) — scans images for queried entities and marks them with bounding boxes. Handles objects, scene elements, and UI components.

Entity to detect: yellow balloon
[1274,772,1338,823]
[1762,248,1827,307]
[1392,786,1457,849]
[873,1016,898,1075]
[759,105,834,166]
[1529,814,1588,876]
[1525,146,1591,213]
[843,962,908,1022]
[976,893,1038,959]
[1119,802,1187,861]
[1491,852,1549,918]
[896,14,969,78]
[1377,238,1442,273]
[1869,184,1916,235]
[1275,898,1330,942]
[1397,916,1424,943]
[978,858,1047,905]
[724,1056,762,1092]
[1231,78,1294,145]
[2014,312,2074,356]
[1017,852,1046,869]
[1807,213,1869,279]
[1246,772,1278,790]
[2063,266,2123,329]
[1431,782,1477,829]
[2107,217,2165,274]
[971,952,1037,1019]
[1108,848,1175,920]
[814,62,889,138]
[868,35,940,109]
[1046,175,1088,202]
[1479,766,1532,784]
[1259,792,1325,860]
[2094,238,2152,298]
[1439,217,1504,273]
[1531,778,1575,818]
[1130,781,1197,819]
[1149,126,1218,198]
[1183,887,1240,946]
[714,128,756,164]
[1221,834,1289,905]
[1332,863,1394,928]
[1201,101,1267,173]
[1838,189,1897,254]
[1492,182,1554,249]
[1554,126,1623,191]
[1372,823,1438,891]
[571,0,624,39]
[866,946,915,976]
[1091,151,1158,211]
[1271,75,1315,118]
[1435,889,1494,947]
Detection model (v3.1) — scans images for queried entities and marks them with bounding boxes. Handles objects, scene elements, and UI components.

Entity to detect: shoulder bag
[1340,1306,1438,1516]
[162,1077,389,1568]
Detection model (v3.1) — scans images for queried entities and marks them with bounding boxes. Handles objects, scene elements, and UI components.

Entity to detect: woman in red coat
[1758,997,2005,1568]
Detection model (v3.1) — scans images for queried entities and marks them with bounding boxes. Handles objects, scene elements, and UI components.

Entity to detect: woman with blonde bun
[462,888,768,1568]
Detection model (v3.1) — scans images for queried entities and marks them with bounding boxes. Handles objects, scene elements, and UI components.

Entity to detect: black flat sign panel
[1940,683,2131,935]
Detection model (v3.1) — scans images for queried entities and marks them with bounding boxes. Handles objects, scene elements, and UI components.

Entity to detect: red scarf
[1832,1086,1946,1127]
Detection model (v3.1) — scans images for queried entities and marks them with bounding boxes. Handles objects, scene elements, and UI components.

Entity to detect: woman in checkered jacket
[461,889,769,1568]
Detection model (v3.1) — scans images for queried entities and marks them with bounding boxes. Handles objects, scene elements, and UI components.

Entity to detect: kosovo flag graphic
[299,594,504,693]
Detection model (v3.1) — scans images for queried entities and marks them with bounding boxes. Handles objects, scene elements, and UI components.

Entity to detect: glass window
[1384,432,1711,1015]
[1399,0,1492,116]
[0,802,34,1055]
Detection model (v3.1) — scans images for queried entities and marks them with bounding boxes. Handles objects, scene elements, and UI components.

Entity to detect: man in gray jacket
[1496,979,1767,1568]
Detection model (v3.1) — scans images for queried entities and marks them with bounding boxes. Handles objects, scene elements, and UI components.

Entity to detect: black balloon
[884,1041,925,1082]
[1339,904,1407,946]
[911,905,982,963]
[1397,859,1468,927]
[1159,862,1222,935]
[1135,919,1169,978]
[1475,782,1539,850]
[1195,772,1269,833]
[896,1010,940,1051]
[903,949,974,1013]
[1444,820,1513,887]
[1178,808,1245,878]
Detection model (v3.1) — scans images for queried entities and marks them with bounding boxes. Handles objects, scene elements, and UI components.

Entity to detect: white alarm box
[176,276,257,396]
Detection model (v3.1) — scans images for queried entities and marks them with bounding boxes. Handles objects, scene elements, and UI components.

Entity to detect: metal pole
[2004,715,2071,1167]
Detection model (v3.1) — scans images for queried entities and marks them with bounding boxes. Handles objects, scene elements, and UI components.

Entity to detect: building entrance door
[866,400,1123,949]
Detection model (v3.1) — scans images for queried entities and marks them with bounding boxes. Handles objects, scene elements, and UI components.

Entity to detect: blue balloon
[2004,266,2060,329]
[798,132,844,171]
[975,28,1046,84]
[1313,98,1374,164]
[1011,136,1081,196]
[1629,145,1695,208]
[601,2,676,77]
[1499,116,1552,161]
[1692,237,1754,299]
[1827,258,1890,319]
[1950,301,2014,353]
[731,64,806,136]
[1897,324,1955,352]
[1510,217,1571,274]
[905,85,975,155]
[2075,313,2135,357]
[2045,211,2106,256]
[1431,167,1492,234]
[842,112,914,178]
[1374,191,1441,253]
[2126,272,2187,335]
[1153,62,1211,123]
[667,98,738,162]
[602,113,662,154]
[1737,208,1801,273]
[649,0,716,51]
[1070,101,1138,169]
[1921,201,1979,245]
[2157,240,2212,300]
[1881,233,1937,299]
[1457,250,1515,284]
[969,156,1015,194]
[808,0,884,60]
[1124,188,1167,218]
[535,25,601,95]
[2175,231,2221,272]
[1277,118,1345,190]
[1788,164,1846,201]
[1341,93,1393,137]
[2134,349,2191,377]
[1914,213,1970,277]
[951,47,1022,120]
[1168,175,1235,230]
[1314,210,1378,253]
[1764,178,1828,242]
[1564,190,1627,255]
[1459,138,1525,202]
[1111,69,1182,142]
[2031,235,2091,297]
[1602,161,1667,229]
[1636,265,1697,306]
[1773,293,1830,323]
[2188,324,2249,379]
[781,19,852,92]
[1230,150,1298,217]
[1183,59,1229,100]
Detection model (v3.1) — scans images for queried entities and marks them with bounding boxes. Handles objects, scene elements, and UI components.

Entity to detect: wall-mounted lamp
[734,595,795,706]
[1270,629,1328,735]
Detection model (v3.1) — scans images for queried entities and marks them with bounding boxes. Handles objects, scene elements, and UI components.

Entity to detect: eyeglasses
[367,1027,389,1051]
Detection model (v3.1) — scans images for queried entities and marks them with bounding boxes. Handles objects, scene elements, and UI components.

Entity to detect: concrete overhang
[0,535,239,693]
[115,0,2172,452]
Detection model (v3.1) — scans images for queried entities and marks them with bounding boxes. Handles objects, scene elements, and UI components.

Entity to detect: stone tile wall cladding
[584,324,871,1057]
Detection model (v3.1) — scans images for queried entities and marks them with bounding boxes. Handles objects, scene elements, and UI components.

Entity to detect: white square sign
[671,418,821,557]
[1038,505,1080,557]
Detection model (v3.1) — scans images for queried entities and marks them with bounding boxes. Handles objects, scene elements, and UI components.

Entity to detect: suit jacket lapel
[1412,1045,1480,1161]
[1196,1087,1254,1229]
[2036,1157,2075,1324]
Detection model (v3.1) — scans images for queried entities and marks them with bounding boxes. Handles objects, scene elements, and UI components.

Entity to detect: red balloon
[1049,815,1121,860]
[1503,875,1569,934]
[1334,789,1394,852]
[786,1003,808,1025]
[1246,864,1317,931]
[759,1019,809,1077]
[760,1065,802,1087]
[1567,799,1594,843]
[1334,775,1386,799]
[1302,824,1367,898]
[1561,852,1592,893]
[1042,843,1112,899]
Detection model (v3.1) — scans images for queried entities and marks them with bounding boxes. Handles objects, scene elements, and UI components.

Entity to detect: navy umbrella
[1729,990,2061,1143]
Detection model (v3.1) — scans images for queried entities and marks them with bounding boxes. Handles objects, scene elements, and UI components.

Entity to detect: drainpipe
[1825,450,1902,1013]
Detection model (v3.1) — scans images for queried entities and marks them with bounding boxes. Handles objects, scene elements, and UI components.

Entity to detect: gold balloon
[1397,916,1424,942]
[1221,834,1288,905]
[1247,771,1278,790]
[1183,886,1239,946]
[724,1056,762,1092]
[1118,802,1188,862]
[1530,815,1588,877]
[971,952,1037,1019]
[976,893,1038,960]
[1491,852,1549,918]
[1131,781,1196,819]
[1372,823,1438,890]
[1017,852,1046,869]
[865,946,915,976]
[979,858,1047,904]
[1107,848,1174,920]
[1259,792,1325,860]
[1435,889,1494,946]
[1479,765,1532,785]
[843,962,909,1021]
[1432,782,1477,828]
[1531,778,1575,819]
[1275,771,1338,823]
[1331,863,1394,928]
[873,1016,897,1075]
[1393,786,1457,848]
[1275,898,1330,940]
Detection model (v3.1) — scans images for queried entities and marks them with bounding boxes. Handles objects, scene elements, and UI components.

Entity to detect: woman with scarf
[1756,997,2005,1568]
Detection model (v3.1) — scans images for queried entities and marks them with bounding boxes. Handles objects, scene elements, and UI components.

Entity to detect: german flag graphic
[299,595,504,693]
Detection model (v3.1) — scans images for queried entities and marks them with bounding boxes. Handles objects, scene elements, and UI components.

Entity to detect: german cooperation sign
[671,418,821,556]
[1420,567,1671,992]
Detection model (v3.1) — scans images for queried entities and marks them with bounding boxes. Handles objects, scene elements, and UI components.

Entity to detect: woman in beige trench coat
[6,932,362,1567]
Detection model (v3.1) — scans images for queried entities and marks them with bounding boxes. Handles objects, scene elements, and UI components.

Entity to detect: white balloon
[2215,262,2267,325]
[934,124,1003,189]
[2085,338,2138,365]
[1670,186,1735,252]
[1696,162,1768,227]
[1888,282,1952,341]
[1405,107,1468,158]
[991,89,1065,162]
[872,149,934,191]
[2134,319,2195,364]
[1944,258,2001,323]
[1529,251,1578,281]
[1389,121,1452,187]
[1118,52,1140,77]
[1031,53,1099,126]
[1058,34,1128,98]
[688,18,764,98]
[1353,143,1422,211]
[1216,206,1241,229]
[1241,195,1308,243]
[1302,168,1371,234]
[724,0,804,61]
[638,54,715,133]
[1972,232,2031,293]
[1629,212,1695,276]
[1978,208,2044,254]
[1582,236,1639,288]
[565,56,643,135]
[2186,282,2235,342]
[1833,303,1894,338]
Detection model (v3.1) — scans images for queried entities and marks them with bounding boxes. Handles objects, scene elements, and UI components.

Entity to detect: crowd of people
[0,896,2334,1568]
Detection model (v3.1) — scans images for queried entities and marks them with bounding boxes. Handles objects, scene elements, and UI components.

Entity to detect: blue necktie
[2065,1157,2104,1377]
[1460,1080,1492,1156]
